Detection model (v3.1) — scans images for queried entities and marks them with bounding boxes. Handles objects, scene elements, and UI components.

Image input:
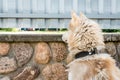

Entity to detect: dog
[62,11,120,80]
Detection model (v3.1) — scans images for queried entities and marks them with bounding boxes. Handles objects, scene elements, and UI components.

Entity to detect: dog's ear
[71,11,79,21]
[80,12,88,20]
[69,11,79,31]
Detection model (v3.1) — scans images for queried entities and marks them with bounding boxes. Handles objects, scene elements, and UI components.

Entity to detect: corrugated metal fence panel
[0,0,120,29]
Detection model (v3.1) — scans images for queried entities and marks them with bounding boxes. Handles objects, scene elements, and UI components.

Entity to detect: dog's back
[67,54,120,80]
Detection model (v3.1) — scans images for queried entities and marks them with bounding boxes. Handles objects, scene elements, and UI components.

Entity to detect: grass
[0,28,120,33]
[102,29,120,33]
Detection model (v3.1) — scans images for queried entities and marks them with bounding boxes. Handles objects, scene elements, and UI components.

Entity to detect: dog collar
[75,48,96,59]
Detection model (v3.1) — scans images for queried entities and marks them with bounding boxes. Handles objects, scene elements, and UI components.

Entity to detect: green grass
[102,29,120,33]
[0,28,18,32]
[0,28,119,33]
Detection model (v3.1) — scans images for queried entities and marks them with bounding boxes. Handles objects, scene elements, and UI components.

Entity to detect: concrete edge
[0,33,119,42]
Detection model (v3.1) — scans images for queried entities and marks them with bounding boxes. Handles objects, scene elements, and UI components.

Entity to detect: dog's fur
[62,12,120,80]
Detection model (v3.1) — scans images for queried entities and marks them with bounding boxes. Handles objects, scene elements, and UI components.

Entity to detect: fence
[0,0,120,29]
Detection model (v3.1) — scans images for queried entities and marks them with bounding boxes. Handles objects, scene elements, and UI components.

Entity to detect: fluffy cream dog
[62,12,120,80]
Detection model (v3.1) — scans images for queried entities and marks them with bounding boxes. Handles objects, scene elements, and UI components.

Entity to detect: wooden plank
[59,0,69,28]
[18,19,31,28]
[116,0,120,13]
[0,0,2,12]
[46,19,58,28]
[98,0,104,14]
[51,0,59,28]
[31,0,37,13]
[46,0,51,13]
[98,20,111,29]
[59,0,65,28]
[59,0,65,13]
[60,19,70,28]
[2,0,8,13]
[46,0,59,28]
[22,0,31,13]
[17,0,23,13]
[64,0,72,13]
[91,0,98,14]
[0,19,2,27]
[104,0,111,14]
[111,20,120,29]
[73,0,78,13]
[18,0,31,28]
[37,0,45,28]
[59,18,70,29]
[59,19,65,28]
[3,18,16,28]
[6,0,16,28]
[38,0,45,13]
[32,19,45,28]
[17,0,23,28]
[51,0,59,13]
[78,0,85,13]
[2,0,17,28]
[111,0,116,14]
[8,0,16,13]
[85,0,91,13]
[45,0,51,28]
[45,18,59,28]
[64,19,70,28]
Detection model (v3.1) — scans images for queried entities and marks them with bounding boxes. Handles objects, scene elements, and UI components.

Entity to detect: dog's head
[62,12,105,54]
